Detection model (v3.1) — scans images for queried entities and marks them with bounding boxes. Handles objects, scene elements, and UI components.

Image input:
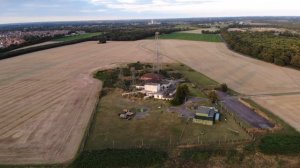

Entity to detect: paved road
[217,91,274,128]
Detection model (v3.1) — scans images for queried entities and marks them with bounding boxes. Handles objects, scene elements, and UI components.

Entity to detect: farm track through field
[1,40,300,165]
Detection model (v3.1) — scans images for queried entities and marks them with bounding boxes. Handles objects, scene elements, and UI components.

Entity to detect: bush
[170,84,189,106]
[128,61,143,70]
[216,83,228,92]
[208,90,218,103]
[98,36,107,44]
[259,134,300,155]
[169,72,183,79]
[291,56,300,67]
[94,69,119,88]
[274,58,286,66]
[181,149,212,164]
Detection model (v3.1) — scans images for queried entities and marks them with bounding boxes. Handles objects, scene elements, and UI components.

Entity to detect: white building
[144,83,161,93]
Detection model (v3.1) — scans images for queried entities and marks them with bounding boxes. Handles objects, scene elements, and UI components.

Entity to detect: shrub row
[0,36,101,60]
[259,134,300,155]
[71,149,168,168]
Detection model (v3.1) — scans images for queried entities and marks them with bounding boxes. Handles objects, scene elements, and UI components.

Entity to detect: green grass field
[53,32,102,42]
[157,33,222,42]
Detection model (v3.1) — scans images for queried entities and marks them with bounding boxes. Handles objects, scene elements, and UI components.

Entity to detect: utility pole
[130,67,136,87]
[118,68,125,89]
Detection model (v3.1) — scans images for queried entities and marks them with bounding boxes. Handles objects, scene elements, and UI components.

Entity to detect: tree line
[202,30,221,34]
[105,27,180,41]
[221,30,300,68]
[0,26,181,60]
[0,34,64,53]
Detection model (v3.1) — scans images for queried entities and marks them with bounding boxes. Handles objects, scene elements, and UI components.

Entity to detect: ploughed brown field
[1,39,300,164]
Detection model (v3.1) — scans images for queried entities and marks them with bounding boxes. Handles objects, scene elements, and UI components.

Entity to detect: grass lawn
[85,89,250,150]
[53,32,102,42]
[85,64,250,151]
[157,33,222,42]
[167,64,218,86]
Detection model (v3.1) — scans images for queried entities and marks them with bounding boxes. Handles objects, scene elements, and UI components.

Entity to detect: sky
[0,0,300,24]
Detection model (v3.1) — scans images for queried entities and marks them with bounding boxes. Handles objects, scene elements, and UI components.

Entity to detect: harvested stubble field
[252,94,300,132]
[0,41,173,165]
[1,39,300,165]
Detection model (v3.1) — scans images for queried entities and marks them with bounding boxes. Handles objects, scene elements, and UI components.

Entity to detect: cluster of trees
[202,30,221,34]
[105,27,180,41]
[0,26,180,60]
[221,31,300,68]
[0,37,98,60]
[215,83,228,92]
[0,34,64,53]
[171,84,189,106]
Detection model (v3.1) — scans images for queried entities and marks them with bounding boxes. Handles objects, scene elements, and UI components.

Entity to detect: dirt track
[1,39,300,164]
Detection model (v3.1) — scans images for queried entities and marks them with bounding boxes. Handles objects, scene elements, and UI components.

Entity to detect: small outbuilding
[193,106,220,125]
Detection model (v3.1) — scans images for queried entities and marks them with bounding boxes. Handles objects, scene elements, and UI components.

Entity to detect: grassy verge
[157,33,223,42]
[71,149,167,168]
[54,32,102,42]
[180,148,243,165]
[259,135,300,155]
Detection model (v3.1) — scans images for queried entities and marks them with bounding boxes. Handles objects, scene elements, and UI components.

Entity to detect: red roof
[140,73,164,82]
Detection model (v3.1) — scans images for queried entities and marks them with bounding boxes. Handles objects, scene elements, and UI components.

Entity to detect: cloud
[88,0,215,14]
[80,9,107,13]
[87,0,300,16]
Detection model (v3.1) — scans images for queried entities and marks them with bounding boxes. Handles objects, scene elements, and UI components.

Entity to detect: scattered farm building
[193,106,220,125]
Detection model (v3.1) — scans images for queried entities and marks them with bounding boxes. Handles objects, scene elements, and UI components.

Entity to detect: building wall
[145,84,160,93]
[193,118,213,125]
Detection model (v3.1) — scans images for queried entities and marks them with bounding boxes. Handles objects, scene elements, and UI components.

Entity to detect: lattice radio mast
[153,32,161,73]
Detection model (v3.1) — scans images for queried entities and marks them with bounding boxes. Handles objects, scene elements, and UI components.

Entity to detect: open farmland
[0,41,173,165]
[139,39,300,131]
[1,39,300,165]
[140,40,300,95]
